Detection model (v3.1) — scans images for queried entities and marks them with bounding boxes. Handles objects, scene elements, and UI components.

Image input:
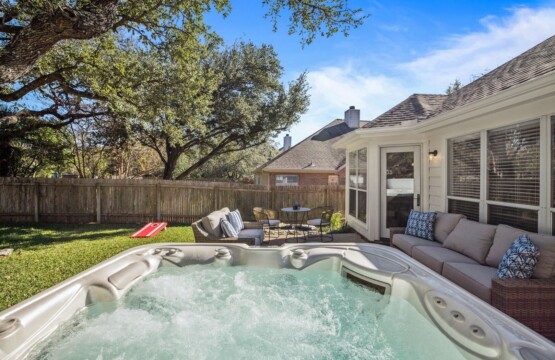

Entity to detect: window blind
[448,134,481,198]
[488,205,538,233]
[448,199,479,222]
[487,120,540,206]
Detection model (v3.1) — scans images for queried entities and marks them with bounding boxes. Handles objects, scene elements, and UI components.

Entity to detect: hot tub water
[29,266,466,360]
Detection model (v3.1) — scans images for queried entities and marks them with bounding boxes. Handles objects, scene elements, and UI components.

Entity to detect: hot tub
[0,243,553,359]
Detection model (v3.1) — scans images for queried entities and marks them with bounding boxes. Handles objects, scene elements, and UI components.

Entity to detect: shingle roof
[364,94,446,128]
[260,119,370,171]
[364,34,555,129]
[435,34,555,116]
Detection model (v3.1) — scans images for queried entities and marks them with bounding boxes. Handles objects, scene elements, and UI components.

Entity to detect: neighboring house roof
[365,34,555,129]
[364,94,446,129]
[258,119,370,172]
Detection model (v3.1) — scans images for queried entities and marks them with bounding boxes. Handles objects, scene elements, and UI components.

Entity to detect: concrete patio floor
[261,229,372,246]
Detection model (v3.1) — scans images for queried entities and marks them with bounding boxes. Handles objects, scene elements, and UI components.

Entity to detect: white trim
[485,200,540,211]
[447,196,480,203]
[539,115,549,233]
[480,130,487,223]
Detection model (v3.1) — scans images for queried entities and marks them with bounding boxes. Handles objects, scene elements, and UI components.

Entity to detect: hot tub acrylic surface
[0,243,554,360]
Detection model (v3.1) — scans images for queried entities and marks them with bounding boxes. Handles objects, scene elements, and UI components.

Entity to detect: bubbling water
[29,266,466,360]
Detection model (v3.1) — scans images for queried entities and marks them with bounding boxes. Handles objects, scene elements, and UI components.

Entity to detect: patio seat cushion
[307,218,329,226]
[443,219,497,264]
[497,235,539,279]
[405,210,437,241]
[238,229,263,246]
[486,224,555,278]
[434,212,465,243]
[412,246,478,273]
[228,209,245,232]
[442,262,498,303]
[485,224,526,267]
[221,218,239,238]
[201,210,227,237]
[261,219,280,226]
[392,234,442,256]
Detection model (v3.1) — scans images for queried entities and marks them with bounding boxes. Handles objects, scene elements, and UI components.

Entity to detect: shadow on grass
[0,223,136,250]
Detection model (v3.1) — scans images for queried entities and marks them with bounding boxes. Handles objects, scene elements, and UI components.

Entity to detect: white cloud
[284,64,408,144]
[284,6,555,145]
[402,7,555,91]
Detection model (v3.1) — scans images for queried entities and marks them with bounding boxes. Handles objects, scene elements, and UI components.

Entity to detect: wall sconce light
[428,150,438,158]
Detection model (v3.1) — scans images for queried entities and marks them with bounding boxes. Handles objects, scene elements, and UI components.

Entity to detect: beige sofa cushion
[392,234,442,256]
[442,262,498,303]
[412,246,478,273]
[443,219,497,264]
[528,233,555,278]
[485,224,527,267]
[201,210,226,237]
[485,224,555,278]
[434,212,465,243]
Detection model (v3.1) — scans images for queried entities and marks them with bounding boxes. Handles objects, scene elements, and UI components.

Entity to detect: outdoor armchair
[306,206,334,242]
[253,207,281,242]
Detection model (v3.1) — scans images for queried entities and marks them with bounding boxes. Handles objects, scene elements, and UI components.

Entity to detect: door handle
[416,194,421,207]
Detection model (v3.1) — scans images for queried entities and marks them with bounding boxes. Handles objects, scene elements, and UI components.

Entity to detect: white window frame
[446,116,551,234]
[348,148,367,224]
[275,174,299,186]
[446,133,481,221]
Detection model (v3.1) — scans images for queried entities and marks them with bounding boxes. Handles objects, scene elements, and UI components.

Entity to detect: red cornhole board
[130,222,167,238]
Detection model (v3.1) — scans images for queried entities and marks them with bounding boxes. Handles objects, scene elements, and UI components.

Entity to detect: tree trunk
[0,141,16,177]
[0,0,118,84]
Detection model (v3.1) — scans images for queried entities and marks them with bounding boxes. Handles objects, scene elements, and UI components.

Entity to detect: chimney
[344,106,360,128]
[282,134,292,151]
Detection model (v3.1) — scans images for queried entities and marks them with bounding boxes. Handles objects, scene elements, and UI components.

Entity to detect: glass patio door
[380,146,421,239]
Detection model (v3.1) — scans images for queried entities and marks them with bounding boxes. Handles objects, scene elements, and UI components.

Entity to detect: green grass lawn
[0,223,194,311]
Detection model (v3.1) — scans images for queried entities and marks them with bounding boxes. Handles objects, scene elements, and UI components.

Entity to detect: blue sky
[206,0,555,146]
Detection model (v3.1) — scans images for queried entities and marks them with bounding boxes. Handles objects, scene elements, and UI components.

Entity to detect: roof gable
[259,119,369,171]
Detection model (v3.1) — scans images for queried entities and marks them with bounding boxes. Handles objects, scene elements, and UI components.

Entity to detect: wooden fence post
[34,182,39,223]
[96,183,101,224]
[156,183,161,221]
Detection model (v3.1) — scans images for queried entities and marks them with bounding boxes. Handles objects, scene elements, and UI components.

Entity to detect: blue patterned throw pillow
[497,235,540,279]
[221,218,238,237]
[227,209,244,232]
[404,210,437,241]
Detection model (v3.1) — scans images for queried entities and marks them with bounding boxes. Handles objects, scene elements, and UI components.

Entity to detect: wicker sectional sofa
[390,212,555,341]
[192,207,264,246]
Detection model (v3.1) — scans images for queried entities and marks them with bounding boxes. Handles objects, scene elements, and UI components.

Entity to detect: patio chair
[253,207,281,242]
[306,206,334,242]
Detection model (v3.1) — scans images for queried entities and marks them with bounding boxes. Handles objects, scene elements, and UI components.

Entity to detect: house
[333,34,555,241]
[255,106,369,186]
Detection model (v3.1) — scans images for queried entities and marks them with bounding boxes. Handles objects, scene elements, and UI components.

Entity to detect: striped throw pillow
[221,218,238,237]
[227,209,244,232]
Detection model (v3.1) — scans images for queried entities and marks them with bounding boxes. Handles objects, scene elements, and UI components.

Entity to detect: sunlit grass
[0,223,194,311]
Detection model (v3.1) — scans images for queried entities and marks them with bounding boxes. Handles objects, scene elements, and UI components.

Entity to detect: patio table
[281,207,311,243]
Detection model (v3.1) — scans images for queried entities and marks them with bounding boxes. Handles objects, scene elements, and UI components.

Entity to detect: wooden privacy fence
[0,178,345,224]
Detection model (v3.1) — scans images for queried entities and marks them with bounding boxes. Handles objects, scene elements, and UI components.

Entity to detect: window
[447,119,545,232]
[448,199,479,222]
[275,175,299,186]
[349,148,367,223]
[328,175,339,185]
[488,120,540,206]
[447,133,481,220]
